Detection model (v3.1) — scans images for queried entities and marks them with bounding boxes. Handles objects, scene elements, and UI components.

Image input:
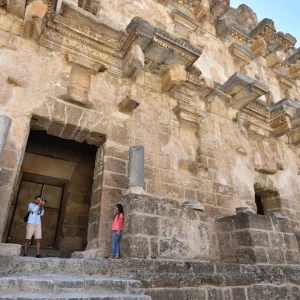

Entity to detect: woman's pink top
[112,213,124,230]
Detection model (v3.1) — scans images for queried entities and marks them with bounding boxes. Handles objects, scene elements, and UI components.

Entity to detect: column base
[124,186,145,196]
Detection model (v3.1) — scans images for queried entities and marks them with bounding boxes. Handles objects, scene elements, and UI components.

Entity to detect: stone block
[127,214,160,236]
[121,235,149,259]
[272,218,294,233]
[161,65,187,93]
[123,44,144,78]
[104,157,127,174]
[7,0,26,18]
[103,171,128,189]
[0,243,21,256]
[236,248,268,264]
[232,287,247,300]
[268,248,285,264]
[247,285,289,300]
[285,250,300,264]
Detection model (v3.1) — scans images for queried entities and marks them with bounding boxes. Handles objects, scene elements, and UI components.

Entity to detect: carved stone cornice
[122,17,202,76]
[229,43,254,66]
[221,72,269,110]
[284,49,300,80]
[275,72,295,89]
[249,18,276,40]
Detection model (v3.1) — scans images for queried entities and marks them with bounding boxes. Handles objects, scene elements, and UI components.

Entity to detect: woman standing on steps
[110,204,124,259]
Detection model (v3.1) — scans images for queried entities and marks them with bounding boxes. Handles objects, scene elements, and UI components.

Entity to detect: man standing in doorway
[24,196,45,258]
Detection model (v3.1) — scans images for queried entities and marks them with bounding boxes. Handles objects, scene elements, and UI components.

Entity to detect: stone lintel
[221,72,269,109]
[7,0,26,18]
[118,95,140,114]
[229,43,254,66]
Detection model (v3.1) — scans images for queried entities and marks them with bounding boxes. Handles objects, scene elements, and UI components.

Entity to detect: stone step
[0,275,142,294]
[0,293,151,300]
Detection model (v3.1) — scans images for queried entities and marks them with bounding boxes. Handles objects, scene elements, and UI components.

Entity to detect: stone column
[0,115,12,159]
[125,146,145,195]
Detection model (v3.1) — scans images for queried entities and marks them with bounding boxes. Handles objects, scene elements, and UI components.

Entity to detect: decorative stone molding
[124,17,202,76]
[250,37,267,56]
[284,49,300,80]
[249,18,276,41]
[221,72,269,109]
[173,101,204,125]
[269,98,300,138]
[118,95,140,114]
[275,72,295,89]
[216,16,249,43]
[184,73,215,97]
[229,43,254,66]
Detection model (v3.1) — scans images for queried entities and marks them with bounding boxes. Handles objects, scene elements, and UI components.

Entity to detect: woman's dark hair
[113,204,124,220]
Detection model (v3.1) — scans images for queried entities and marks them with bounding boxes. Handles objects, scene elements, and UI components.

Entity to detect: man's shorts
[26,224,42,240]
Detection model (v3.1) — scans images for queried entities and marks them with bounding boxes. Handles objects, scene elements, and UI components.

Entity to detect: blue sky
[230,0,300,47]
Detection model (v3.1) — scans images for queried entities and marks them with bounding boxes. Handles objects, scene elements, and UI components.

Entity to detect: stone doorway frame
[1,97,107,256]
[5,172,69,249]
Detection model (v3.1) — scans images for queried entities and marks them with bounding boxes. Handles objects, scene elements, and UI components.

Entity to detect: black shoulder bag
[24,211,32,223]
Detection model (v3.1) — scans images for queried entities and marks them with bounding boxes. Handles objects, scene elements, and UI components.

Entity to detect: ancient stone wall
[0,0,300,259]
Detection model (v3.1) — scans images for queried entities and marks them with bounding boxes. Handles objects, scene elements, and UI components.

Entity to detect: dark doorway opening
[4,129,98,257]
[255,195,264,215]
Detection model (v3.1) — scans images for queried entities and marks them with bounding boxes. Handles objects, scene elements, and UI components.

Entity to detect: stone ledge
[0,243,21,256]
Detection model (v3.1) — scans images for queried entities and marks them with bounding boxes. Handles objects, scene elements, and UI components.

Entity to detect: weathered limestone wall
[1,0,300,259]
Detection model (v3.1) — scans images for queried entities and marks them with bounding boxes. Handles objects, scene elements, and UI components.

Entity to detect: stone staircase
[0,258,151,300]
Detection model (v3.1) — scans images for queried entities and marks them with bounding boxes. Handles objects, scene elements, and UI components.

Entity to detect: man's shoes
[23,254,27,257]
[36,254,42,258]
